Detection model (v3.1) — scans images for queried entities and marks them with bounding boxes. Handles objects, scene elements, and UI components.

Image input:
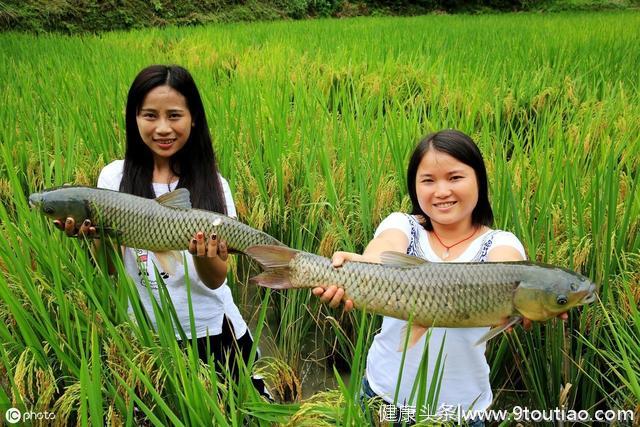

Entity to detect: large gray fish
[246,245,597,344]
[29,186,284,272]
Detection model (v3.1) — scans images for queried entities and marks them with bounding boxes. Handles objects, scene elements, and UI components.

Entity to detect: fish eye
[570,283,579,291]
[556,295,568,305]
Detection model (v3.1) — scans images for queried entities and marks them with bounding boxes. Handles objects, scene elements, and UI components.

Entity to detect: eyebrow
[419,170,467,177]
[139,108,185,113]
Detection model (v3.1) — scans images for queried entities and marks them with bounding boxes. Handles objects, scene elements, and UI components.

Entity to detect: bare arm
[189,232,229,290]
[486,245,525,263]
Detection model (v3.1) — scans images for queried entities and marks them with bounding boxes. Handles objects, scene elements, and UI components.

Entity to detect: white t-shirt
[365,212,526,412]
[97,159,247,340]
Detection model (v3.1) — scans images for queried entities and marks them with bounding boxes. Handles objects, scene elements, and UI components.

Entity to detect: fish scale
[29,186,284,252]
[247,245,595,331]
[287,252,520,327]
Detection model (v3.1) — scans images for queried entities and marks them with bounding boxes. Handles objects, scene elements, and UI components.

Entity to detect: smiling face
[415,148,479,229]
[136,85,192,164]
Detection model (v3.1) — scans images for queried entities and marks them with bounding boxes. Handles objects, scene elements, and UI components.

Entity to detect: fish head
[29,187,92,222]
[513,265,597,321]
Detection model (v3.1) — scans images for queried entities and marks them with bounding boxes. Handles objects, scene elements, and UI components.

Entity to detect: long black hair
[120,65,227,214]
[407,129,493,231]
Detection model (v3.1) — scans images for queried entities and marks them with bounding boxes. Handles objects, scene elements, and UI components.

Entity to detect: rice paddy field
[1,11,640,426]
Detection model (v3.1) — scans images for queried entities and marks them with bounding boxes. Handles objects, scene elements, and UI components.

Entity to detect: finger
[53,219,64,230]
[196,232,206,257]
[188,238,197,255]
[78,220,91,237]
[320,286,337,304]
[218,239,228,261]
[332,252,355,267]
[559,312,568,321]
[523,318,533,330]
[312,287,325,297]
[344,299,354,312]
[331,253,344,267]
[64,217,76,236]
[329,288,345,309]
[502,317,514,333]
[207,233,219,259]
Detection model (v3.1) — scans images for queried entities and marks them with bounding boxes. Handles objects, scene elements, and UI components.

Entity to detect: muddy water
[234,257,353,400]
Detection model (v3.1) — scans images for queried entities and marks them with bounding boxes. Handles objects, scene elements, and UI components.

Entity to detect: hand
[312,286,354,311]
[188,231,228,290]
[53,217,97,238]
[312,251,360,311]
[188,231,228,261]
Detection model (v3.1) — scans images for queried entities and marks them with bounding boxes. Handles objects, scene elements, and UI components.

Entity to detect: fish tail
[246,245,300,289]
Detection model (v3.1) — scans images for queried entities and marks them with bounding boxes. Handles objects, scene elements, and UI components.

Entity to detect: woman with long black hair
[57,64,267,395]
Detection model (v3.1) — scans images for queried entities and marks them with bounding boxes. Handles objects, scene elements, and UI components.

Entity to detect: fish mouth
[580,292,596,305]
[28,193,42,209]
[578,283,597,305]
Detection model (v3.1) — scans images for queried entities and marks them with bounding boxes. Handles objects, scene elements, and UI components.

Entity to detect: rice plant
[1,11,639,425]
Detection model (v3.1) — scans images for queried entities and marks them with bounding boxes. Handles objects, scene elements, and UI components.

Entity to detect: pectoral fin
[474,316,522,346]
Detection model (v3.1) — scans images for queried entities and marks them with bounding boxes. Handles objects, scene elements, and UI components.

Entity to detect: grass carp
[246,245,597,344]
[29,186,284,271]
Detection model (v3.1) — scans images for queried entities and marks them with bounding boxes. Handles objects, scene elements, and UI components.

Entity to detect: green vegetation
[1,11,639,425]
[1,0,638,33]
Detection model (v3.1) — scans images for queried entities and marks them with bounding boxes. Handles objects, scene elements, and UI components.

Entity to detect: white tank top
[97,160,248,339]
[365,213,526,412]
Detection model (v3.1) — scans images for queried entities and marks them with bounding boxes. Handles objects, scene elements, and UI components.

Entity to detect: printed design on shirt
[398,214,430,352]
[405,214,426,259]
[134,248,170,290]
[470,230,499,263]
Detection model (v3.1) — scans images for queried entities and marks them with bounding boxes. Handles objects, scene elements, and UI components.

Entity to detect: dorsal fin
[380,251,429,267]
[155,188,192,210]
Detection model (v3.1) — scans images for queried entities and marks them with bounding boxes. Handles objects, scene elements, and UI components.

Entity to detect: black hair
[407,129,493,231]
[120,64,227,214]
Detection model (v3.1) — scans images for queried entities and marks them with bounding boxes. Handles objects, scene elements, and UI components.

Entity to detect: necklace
[431,227,477,260]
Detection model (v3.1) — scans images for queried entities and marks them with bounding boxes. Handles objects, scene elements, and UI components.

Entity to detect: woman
[57,65,266,394]
[313,130,549,425]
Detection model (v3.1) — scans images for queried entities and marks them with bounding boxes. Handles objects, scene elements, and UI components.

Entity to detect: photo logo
[5,407,21,424]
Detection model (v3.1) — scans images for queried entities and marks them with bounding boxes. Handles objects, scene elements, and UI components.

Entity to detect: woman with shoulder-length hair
[314,130,534,426]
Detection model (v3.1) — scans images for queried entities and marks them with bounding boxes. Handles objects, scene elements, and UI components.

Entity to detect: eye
[570,283,579,291]
[556,295,568,305]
